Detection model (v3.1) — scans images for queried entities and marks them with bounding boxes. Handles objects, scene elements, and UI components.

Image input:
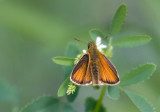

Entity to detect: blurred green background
[0,0,160,112]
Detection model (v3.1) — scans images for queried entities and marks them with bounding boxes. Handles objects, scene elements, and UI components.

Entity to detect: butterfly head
[88,42,97,49]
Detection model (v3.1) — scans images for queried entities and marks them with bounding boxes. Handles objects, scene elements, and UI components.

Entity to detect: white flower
[82,49,87,53]
[96,36,107,52]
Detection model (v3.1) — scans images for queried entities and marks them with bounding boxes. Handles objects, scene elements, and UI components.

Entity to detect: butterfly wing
[70,54,92,85]
[98,53,120,85]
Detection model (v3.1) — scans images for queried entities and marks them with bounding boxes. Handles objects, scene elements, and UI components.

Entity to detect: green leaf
[52,57,75,66]
[20,95,76,112]
[65,43,80,58]
[67,86,80,102]
[104,38,113,58]
[109,4,127,35]
[107,86,120,100]
[124,90,154,112]
[63,66,73,78]
[85,97,106,112]
[112,35,151,47]
[57,76,70,97]
[120,63,156,86]
[89,29,105,41]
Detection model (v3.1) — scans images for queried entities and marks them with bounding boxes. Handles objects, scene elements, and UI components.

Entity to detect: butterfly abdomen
[90,61,99,85]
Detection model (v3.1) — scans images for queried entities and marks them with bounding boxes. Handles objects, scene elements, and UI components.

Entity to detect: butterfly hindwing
[98,53,120,85]
[70,54,92,85]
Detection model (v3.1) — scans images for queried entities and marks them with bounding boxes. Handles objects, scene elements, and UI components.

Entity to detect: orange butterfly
[70,41,120,86]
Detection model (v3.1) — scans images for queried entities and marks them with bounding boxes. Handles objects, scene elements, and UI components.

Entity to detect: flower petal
[99,44,107,49]
[96,37,102,46]
[83,49,87,53]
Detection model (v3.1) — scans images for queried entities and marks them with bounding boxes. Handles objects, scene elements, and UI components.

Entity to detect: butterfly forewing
[98,53,120,85]
[70,54,92,85]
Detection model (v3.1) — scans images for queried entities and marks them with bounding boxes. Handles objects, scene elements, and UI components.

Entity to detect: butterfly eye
[88,44,90,49]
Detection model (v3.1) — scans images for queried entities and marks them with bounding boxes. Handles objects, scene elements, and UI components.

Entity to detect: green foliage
[120,63,156,86]
[20,95,76,112]
[107,86,120,100]
[57,76,71,97]
[112,35,151,47]
[124,90,154,112]
[109,4,127,35]
[89,29,105,41]
[52,57,74,66]
[85,97,106,112]
[51,3,156,112]
[0,1,158,112]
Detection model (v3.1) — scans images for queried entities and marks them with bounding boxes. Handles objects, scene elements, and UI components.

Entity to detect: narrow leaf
[52,57,75,66]
[113,35,151,47]
[85,97,106,112]
[120,63,156,86]
[110,4,127,35]
[107,86,120,100]
[57,76,70,97]
[89,29,105,41]
[20,95,75,112]
[124,90,154,112]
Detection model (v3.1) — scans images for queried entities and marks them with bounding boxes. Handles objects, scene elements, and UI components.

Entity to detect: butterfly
[70,41,120,86]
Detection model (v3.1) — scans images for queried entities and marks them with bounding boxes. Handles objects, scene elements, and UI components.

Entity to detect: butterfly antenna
[74,38,87,44]
[102,36,108,41]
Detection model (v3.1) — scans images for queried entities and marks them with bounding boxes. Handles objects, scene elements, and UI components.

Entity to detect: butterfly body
[70,42,120,86]
[88,42,101,86]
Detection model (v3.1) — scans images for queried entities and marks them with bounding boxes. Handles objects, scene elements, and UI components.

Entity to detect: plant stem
[93,86,106,112]
[94,36,111,112]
